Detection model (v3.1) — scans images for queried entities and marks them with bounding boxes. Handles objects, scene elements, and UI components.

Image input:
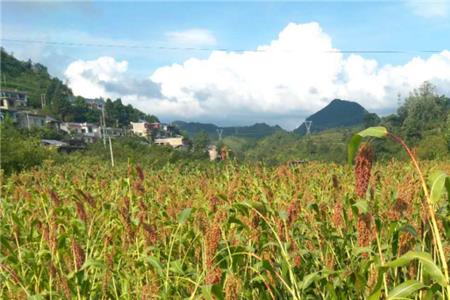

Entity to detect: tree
[416,134,448,160]
[192,131,210,153]
[45,78,73,120]
[399,82,449,141]
[0,117,53,174]
[363,113,380,128]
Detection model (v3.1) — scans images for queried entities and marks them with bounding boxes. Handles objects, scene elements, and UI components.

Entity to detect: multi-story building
[130,122,151,137]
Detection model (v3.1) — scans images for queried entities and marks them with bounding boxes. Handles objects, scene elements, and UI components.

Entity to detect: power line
[0,38,444,54]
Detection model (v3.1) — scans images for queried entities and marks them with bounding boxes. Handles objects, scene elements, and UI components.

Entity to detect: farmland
[1,150,449,298]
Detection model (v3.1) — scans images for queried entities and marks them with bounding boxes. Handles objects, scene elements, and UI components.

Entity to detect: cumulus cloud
[65,22,450,129]
[64,56,163,101]
[165,29,217,46]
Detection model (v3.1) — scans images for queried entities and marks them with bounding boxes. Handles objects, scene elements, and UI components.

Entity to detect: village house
[16,112,47,129]
[154,136,188,148]
[130,121,151,137]
[0,89,28,110]
[60,122,102,143]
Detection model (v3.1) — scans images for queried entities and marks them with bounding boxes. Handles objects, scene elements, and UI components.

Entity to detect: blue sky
[1,1,450,129]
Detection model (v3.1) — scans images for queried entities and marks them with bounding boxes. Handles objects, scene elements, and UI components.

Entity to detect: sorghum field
[1,138,450,299]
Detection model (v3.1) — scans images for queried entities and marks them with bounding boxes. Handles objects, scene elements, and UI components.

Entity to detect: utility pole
[216,128,223,140]
[101,106,106,147]
[40,94,46,109]
[304,121,312,135]
[109,136,115,167]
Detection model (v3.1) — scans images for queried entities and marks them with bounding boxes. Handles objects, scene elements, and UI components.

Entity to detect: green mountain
[173,121,284,140]
[293,99,370,134]
[1,47,71,109]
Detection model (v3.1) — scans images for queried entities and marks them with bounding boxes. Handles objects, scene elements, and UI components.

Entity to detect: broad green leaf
[79,258,105,271]
[429,171,448,204]
[399,224,418,239]
[169,260,183,274]
[28,295,45,300]
[278,210,288,221]
[177,207,192,224]
[348,134,362,164]
[368,287,382,300]
[353,200,368,214]
[387,280,425,299]
[367,268,387,300]
[301,272,319,290]
[348,126,388,164]
[142,256,163,276]
[201,285,213,300]
[385,251,445,286]
[357,126,389,138]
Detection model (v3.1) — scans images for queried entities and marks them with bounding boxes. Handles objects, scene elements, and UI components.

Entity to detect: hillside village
[1,49,448,168]
[0,88,189,150]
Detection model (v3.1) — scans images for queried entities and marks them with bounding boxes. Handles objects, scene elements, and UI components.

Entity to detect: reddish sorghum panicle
[77,189,96,207]
[142,223,158,246]
[206,223,221,268]
[332,201,343,229]
[357,213,374,256]
[76,201,87,223]
[209,196,220,213]
[398,231,415,256]
[355,144,374,198]
[136,164,145,181]
[332,174,340,190]
[0,263,20,284]
[49,190,62,207]
[287,201,301,225]
[71,239,85,270]
[205,267,222,285]
[224,274,241,300]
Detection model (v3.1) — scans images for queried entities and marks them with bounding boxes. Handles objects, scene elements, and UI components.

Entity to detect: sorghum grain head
[71,239,85,270]
[357,213,374,256]
[205,267,222,285]
[136,164,145,181]
[225,274,241,300]
[332,174,340,190]
[49,190,62,207]
[355,143,374,198]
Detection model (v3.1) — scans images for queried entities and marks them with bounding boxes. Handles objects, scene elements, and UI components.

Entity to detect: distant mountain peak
[295,99,371,134]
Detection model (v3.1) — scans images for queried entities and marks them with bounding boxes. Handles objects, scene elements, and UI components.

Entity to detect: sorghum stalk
[388,133,450,297]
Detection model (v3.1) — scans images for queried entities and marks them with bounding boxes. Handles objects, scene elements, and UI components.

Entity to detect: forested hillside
[0,48,158,125]
[173,121,284,140]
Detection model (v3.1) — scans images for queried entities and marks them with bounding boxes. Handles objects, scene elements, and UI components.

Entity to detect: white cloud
[165,29,217,46]
[64,57,128,99]
[405,0,449,18]
[64,22,450,130]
